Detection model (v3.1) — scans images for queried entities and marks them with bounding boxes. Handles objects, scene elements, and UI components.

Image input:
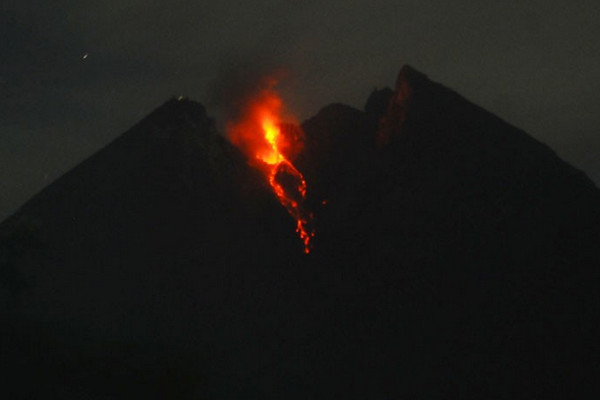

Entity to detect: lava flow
[226,79,314,253]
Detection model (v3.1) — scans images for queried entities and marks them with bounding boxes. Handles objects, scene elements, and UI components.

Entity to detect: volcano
[1,66,599,399]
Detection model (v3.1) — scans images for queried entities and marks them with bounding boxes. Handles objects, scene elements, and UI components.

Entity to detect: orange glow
[226,79,314,253]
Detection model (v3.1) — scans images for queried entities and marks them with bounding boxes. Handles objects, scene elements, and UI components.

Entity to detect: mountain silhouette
[1,66,599,399]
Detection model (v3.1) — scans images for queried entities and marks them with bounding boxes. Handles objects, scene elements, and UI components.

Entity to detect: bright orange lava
[226,82,314,253]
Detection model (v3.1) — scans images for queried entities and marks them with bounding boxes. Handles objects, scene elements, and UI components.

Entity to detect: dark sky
[2,0,599,221]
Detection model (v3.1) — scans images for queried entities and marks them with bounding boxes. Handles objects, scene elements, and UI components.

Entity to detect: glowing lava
[226,80,314,253]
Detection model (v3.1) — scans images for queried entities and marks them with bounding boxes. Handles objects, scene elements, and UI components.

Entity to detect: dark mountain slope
[1,67,599,399]
[297,66,600,398]
[1,98,309,398]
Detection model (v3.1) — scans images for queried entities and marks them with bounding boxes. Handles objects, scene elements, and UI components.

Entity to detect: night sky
[2,0,599,221]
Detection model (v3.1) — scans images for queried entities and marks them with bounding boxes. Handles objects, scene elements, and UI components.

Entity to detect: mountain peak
[397,64,427,85]
[376,65,415,146]
[136,97,214,136]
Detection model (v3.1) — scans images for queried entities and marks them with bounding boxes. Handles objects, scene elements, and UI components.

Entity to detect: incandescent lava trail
[226,78,314,253]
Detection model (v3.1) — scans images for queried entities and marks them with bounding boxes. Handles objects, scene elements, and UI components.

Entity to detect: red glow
[226,79,314,253]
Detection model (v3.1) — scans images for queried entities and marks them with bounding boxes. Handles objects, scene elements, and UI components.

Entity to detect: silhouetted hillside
[1,67,599,399]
